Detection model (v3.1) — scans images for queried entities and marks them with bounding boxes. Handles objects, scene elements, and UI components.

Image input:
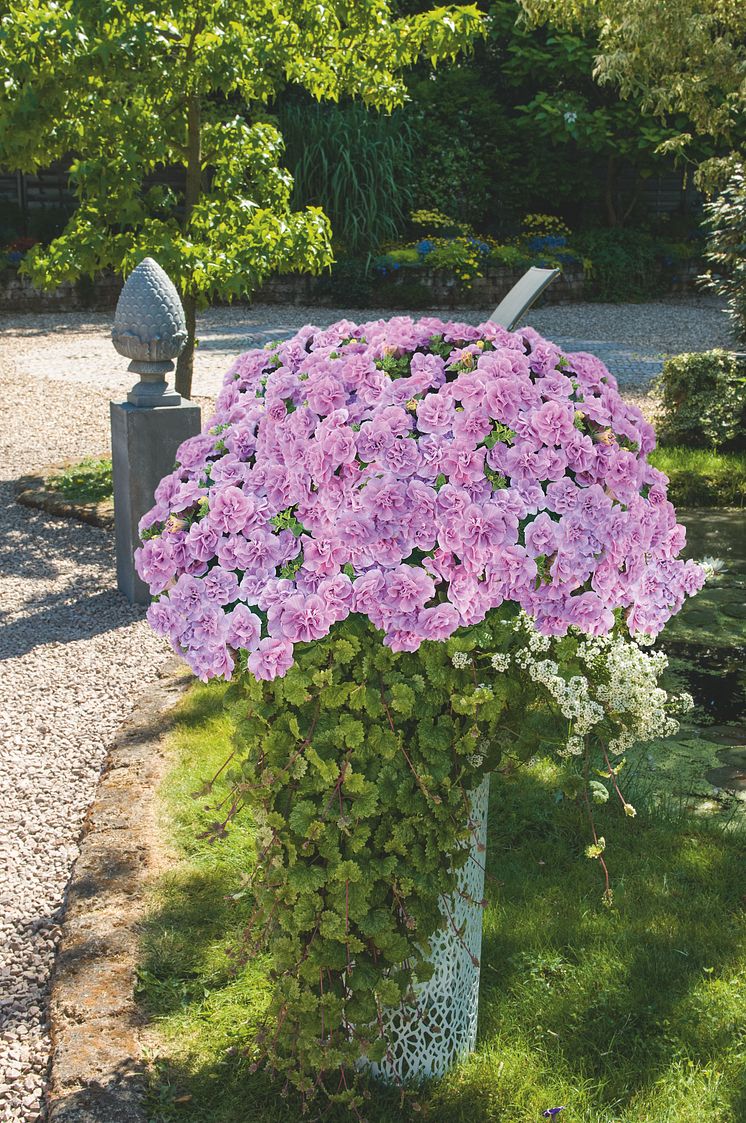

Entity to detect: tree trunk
[604,154,618,227]
[176,293,197,399]
[176,92,201,399]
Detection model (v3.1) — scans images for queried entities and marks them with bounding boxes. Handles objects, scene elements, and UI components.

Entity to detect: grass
[649,448,746,508]
[139,681,746,1123]
[280,103,414,255]
[47,455,113,504]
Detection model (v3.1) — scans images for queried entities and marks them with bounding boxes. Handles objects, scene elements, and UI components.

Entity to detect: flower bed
[136,316,705,1111]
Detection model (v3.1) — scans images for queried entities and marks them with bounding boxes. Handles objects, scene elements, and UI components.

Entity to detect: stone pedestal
[109,256,196,605]
[110,401,200,604]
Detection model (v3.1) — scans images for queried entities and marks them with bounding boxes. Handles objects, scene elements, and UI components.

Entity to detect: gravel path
[0,369,169,1121]
[0,293,735,1121]
[0,294,734,401]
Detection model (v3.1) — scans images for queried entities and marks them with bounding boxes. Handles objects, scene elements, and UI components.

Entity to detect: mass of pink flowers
[135,317,705,681]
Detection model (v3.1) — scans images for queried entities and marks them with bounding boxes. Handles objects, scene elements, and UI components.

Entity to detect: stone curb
[15,460,114,529]
[45,657,193,1122]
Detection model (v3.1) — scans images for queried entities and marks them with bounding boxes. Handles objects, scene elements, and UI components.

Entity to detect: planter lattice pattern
[370,774,490,1084]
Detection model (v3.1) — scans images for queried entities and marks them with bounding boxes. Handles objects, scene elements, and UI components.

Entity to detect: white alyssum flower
[506,613,686,758]
[701,556,726,580]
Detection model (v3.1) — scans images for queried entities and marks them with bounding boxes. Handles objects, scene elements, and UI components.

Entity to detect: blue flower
[528,234,568,252]
[542,1108,566,1118]
[416,239,434,256]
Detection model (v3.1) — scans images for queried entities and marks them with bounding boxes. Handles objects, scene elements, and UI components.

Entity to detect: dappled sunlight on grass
[139,681,746,1123]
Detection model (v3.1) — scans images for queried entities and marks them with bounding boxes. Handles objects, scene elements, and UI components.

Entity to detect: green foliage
[404,61,523,229]
[702,171,746,343]
[649,448,746,508]
[221,613,521,1107]
[280,103,414,255]
[410,208,472,238]
[490,243,534,269]
[402,0,724,234]
[0,0,484,395]
[517,0,746,188]
[177,608,691,1111]
[573,227,662,301]
[46,456,113,504]
[424,236,488,284]
[383,247,421,266]
[139,678,746,1123]
[520,213,571,240]
[656,351,746,452]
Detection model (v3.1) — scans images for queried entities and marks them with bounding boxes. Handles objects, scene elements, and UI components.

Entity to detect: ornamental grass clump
[136,316,705,1111]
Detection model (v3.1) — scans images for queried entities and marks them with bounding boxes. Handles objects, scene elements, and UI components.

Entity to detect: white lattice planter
[369,774,490,1084]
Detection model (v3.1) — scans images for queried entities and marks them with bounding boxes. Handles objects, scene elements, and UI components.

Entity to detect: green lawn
[649,448,746,508]
[47,455,113,504]
[138,681,746,1123]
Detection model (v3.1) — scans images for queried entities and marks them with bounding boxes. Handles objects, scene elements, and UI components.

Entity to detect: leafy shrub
[521,213,572,240]
[410,208,472,238]
[701,170,746,343]
[425,236,487,283]
[657,350,746,452]
[375,216,557,290]
[380,247,420,267]
[489,243,534,269]
[376,230,497,288]
[405,66,524,231]
[574,228,662,301]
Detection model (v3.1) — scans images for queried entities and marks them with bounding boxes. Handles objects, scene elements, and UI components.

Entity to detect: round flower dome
[136,317,705,681]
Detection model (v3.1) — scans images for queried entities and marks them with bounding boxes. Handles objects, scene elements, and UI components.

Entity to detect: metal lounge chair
[488,265,560,330]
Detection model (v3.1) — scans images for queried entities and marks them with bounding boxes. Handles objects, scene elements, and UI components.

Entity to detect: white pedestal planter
[369,774,490,1084]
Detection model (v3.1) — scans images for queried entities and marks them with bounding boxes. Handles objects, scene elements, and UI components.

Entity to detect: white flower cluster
[452,651,471,669]
[518,654,604,739]
[490,653,511,672]
[701,555,726,581]
[498,612,683,759]
[667,691,694,714]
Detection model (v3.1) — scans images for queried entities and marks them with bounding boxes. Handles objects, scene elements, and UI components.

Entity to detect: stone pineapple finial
[112,257,187,407]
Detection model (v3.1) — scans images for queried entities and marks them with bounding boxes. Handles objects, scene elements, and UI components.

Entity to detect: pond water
[639,508,746,819]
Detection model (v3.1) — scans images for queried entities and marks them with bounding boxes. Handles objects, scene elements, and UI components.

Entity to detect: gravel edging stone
[46,657,191,1123]
[14,458,114,530]
[15,473,113,530]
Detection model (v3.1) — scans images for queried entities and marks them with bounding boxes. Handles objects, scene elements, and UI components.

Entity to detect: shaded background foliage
[1,0,744,321]
[2,0,728,261]
[278,103,415,255]
[276,0,729,252]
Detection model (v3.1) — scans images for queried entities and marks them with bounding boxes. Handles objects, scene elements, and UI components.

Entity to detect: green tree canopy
[0,0,483,395]
[516,0,746,185]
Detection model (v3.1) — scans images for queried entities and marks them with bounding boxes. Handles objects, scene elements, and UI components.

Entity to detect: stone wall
[0,268,122,312]
[0,259,701,314]
[253,265,587,308]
